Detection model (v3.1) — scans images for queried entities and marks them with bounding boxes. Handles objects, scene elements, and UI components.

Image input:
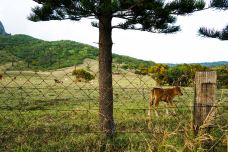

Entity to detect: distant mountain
[0,21,10,36]
[0,34,155,70]
[168,61,228,67]
[199,61,228,67]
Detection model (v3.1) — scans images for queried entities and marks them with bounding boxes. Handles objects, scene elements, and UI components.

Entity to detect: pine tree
[199,0,228,40]
[28,0,205,136]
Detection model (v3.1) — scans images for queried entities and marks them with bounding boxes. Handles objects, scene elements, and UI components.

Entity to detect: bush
[140,64,208,86]
[212,66,228,88]
[72,69,95,82]
[165,64,208,86]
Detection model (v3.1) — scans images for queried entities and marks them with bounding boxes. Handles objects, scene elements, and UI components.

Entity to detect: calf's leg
[165,103,169,115]
[170,101,176,115]
[154,99,159,117]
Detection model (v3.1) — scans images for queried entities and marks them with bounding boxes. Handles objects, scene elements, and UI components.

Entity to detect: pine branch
[198,0,228,41]
[29,0,209,34]
[220,25,228,40]
[199,26,228,40]
[28,0,97,22]
[199,27,220,38]
[166,0,206,15]
[211,0,228,9]
[113,23,180,33]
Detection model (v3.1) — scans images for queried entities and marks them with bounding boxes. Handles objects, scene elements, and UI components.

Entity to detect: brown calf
[54,79,63,84]
[148,86,183,116]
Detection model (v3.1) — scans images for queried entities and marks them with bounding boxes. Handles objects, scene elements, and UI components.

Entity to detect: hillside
[0,34,155,71]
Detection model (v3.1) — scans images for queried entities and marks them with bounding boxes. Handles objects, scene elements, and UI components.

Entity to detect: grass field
[0,60,227,151]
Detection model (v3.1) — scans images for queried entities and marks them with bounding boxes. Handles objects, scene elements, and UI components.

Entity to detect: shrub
[72,69,95,82]
[212,66,228,88]
[165,64,208,86]
[138,64,209,86]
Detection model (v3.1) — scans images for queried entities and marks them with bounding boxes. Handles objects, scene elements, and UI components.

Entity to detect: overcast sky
[0,0,228,63]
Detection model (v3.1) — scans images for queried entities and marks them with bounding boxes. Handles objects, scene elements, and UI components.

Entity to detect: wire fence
[0,55,227,151]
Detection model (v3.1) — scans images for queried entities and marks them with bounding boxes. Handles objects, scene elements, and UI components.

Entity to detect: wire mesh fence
[0,51,227,151]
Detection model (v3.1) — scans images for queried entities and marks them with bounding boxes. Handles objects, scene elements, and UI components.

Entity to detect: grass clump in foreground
[0,106,227,151]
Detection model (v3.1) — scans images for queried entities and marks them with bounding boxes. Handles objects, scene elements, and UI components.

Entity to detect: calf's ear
[175,81,181,87]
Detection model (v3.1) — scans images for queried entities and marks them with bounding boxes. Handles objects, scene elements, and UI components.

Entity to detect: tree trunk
[98,13,115,136]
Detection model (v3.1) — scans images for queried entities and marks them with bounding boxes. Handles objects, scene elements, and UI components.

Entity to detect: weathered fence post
[193,71,217,135]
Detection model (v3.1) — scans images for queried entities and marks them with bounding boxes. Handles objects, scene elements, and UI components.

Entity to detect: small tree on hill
[28,0,205,136]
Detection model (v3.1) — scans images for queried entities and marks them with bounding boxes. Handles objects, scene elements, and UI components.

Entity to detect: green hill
[0,34,155,71]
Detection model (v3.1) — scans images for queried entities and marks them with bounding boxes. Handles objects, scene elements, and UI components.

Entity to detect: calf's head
[174,86,183,96]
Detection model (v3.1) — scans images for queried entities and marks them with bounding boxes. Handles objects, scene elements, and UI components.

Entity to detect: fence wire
[0,48,227,151]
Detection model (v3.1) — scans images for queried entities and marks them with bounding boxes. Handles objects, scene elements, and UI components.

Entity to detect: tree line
[135,63,228,87]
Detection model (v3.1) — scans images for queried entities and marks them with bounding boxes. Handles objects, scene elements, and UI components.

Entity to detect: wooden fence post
[193,71,217,135]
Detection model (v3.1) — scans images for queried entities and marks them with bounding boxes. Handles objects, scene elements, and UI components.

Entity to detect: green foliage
[199,27,220,39]
[0,35,98,70]
[165,64,208,86]
[29,0,205,33]
[137,63,209,86]
[211,0,228,8]
[199,25,228,40]
[132,62,228,87]
[166,0,206,14]
[0,34,157,71]
[212,66,228,88]
[147,64,169,85]
[72,69,95,81]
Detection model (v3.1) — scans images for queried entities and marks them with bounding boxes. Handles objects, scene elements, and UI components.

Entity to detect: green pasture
[0,71,227,151]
